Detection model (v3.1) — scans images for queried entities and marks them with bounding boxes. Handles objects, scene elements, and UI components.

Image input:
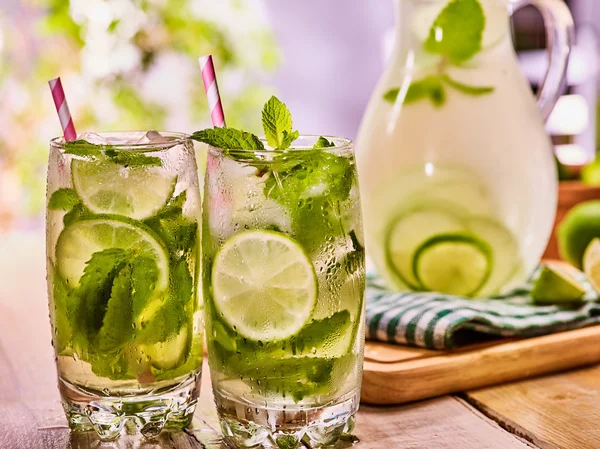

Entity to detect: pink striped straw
[48,77,77,142]
[198,55,226,128]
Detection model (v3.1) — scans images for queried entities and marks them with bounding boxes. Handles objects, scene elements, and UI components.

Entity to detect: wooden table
[1,231,598,449]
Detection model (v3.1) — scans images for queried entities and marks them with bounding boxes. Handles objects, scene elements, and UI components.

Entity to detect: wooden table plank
[466,365,600,449]
[0,231,533,448]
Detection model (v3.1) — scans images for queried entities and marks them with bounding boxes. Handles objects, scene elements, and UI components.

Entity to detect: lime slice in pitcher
[385,208,465,288]
[56,216,169,289]
[72,159,176,220]
[211,230,317,341]
[413,232,492,297]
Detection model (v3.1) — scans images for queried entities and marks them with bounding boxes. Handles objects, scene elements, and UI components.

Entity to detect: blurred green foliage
[0,0,279,224]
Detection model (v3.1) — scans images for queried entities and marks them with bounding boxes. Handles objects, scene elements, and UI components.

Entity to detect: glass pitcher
[356,0,574,297]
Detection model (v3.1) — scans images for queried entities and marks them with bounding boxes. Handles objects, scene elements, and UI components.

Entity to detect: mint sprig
[190,128,265,151]
[191,95,355,252]
[384,0,492,107]
[64,140,162,167]
[262,96,299,150]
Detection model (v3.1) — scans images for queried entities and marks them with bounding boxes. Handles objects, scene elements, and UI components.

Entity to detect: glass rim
[208,135,353,155]
[50,131,191,151]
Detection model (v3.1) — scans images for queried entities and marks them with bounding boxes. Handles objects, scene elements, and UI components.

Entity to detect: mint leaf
[71,248,129,345]
[290,310,351,355]
[424,0,485,64]
[96,264,134,352]
[64,140,161,167]
[384,76,447,107]
[313,136,335,148]
[48,188,80,210]
[155,191,187,219]
[63,140,104,157]
[261,96,298,149]
[191,128,265,151]
[144,191,198,259]
[135,297,186,345]
[88,348,134,380]
[441,74,494,96]
[265,151,353,251]
[50,264,72,354]
[63,203,91,227]
[131,256,159,318]
[102,148,161,167]
[172,257,193,307]
[281,129,299,149]
[133,257,190,346]
[266,151,352,205]
[383,88,400,103]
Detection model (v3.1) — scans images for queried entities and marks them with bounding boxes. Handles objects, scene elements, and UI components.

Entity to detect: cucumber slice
[385,208,465,288]
[465,216,520,296]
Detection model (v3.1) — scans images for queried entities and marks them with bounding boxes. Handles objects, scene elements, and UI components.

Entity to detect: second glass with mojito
[198,112,365,448]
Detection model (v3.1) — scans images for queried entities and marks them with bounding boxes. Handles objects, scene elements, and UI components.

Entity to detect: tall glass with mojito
[46,132,203,440]
[197,99,365,448]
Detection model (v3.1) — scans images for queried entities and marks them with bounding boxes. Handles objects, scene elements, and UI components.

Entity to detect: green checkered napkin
[365,271,600,350]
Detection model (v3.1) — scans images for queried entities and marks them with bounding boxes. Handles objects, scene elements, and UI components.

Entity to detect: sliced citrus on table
[211,230,317,341]
[56,215,169,290]
[532,261,586,304]
[413,232,492,297]
[584,238,600,295]
[71,159,176,220]
[385,208,465,288]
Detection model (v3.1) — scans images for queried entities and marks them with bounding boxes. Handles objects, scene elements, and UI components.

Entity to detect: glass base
[59,372,201,441]
[214,388,359,449]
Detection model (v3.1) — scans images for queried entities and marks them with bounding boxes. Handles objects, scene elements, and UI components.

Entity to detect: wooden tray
[361,325,600,405]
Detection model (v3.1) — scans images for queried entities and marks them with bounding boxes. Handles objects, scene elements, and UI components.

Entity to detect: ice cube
[77,132,109,145]
[138,130,177,144]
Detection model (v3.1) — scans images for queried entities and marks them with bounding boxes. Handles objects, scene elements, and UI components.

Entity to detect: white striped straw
[48,77,77,141]
[198,55,226,128]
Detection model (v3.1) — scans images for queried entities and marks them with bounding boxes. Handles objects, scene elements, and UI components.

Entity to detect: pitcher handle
[511,0,575,121]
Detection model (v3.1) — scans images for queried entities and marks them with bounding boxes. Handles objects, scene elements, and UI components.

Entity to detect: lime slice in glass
[413,232,492,296]
[465,217,520,296]
[532,261,586,304]
[72,159,176,220]
[211,230,317,341]
[141,325,189,370]
[56,215,169,289]
[385,209,465,288]
[584,238,600,295]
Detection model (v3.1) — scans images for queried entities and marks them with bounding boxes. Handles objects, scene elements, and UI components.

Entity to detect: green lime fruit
[56,215,169,289]
[413,232,492,297]
[581,161,600,186]
[211,230,317,341]
[531,261,586,304]
[385,208,465,288]
[558,201,600,269]
[72,159,176,220]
